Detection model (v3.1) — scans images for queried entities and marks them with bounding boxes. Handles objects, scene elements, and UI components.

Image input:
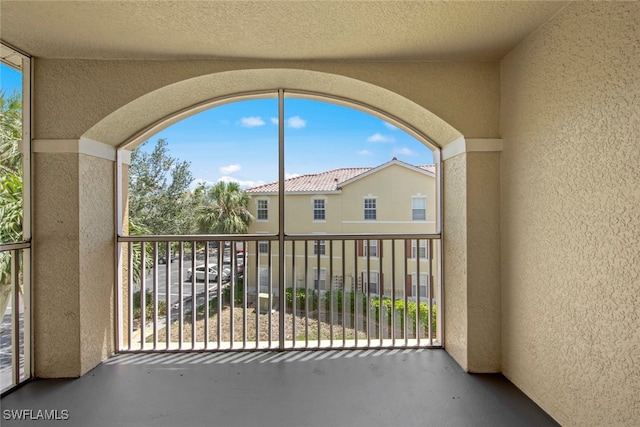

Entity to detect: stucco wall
[78,154,115,374]
[33,153,81,377]
[501,2,640,425]
[443,153,467,368]
[33,60,499,146]
[466,152,501,372]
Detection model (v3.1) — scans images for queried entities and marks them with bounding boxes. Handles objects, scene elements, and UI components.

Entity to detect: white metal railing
[117,234,441,352]
[0,241,31,394]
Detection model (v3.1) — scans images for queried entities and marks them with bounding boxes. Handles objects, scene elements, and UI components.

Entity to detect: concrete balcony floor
[1,349,557,426]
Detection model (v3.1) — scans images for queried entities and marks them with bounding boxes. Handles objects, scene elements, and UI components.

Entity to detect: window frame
[363,239,378,258]
[313,198,326,221]
[363,198,377,221]
[411,239,427,259]
[411,272,428,299]
[412,196,426,221]
[362,271,379,294]
[256,199,269,221]
[313,267,327,291]
[313,239,326,256]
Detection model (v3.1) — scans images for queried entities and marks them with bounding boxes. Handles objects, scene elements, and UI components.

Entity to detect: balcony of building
[1,2,638,426]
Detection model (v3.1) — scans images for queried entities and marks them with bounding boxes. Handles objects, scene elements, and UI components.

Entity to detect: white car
[186,265,230,282]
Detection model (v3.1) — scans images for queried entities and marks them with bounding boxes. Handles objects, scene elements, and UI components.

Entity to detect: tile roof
[246,161,435,193]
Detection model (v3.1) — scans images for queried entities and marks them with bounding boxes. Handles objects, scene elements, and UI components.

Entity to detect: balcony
[117,234,441,352]
[1,349,557,426]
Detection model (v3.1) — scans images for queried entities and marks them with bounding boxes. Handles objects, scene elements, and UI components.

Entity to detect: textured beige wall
[78,154,115,374]
[33,153,115,377]
[466,152,501,372]
[443,151,501,372]
[33,153,81,377]
[443,154,467,368]
[501,2,640,425]
[33,60,499,146]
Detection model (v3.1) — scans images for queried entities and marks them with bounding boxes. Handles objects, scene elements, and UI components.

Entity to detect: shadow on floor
[1,349,558,427]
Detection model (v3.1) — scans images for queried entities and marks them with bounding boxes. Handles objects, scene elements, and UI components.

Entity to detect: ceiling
[1,1,568,62]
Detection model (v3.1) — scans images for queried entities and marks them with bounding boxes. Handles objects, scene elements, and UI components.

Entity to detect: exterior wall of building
[33,152,115,377]
[33,60,499,145]
[246,164,438,301]
[32,63,474,376]
[501,2,640,425]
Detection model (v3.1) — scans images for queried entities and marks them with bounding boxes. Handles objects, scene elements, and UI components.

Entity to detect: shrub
[323,291,437,335]
[132,289,167,320]
[222,278,244,305]
[286,287,318,312]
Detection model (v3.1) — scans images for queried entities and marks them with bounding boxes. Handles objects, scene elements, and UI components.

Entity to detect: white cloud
[240,116,266,127]
[287,116,307,129]
[383,121,398,130]
[218,176,266,189]
[393,147,418,156]
[367,133,395,143]
[357,150,373,156]
[219,164,242,175]
[285,173,302,179]
[269,116,307,129]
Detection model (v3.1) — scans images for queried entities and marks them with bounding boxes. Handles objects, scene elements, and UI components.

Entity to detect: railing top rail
[117,233,441,243]
[285,233,441,241]
[0,241,31,251]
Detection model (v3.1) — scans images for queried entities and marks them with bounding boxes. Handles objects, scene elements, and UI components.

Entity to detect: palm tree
[0,91,22,176]
[0,91,23,318]
[195,181,254,234]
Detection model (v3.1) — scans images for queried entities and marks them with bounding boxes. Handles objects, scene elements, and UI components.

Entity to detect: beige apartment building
[244,158,439,300]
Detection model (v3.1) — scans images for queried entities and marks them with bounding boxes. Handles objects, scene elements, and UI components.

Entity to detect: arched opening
[114,88,443,352]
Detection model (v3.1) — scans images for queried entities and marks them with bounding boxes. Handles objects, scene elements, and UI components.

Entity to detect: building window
[258,241,269,254]
[313,268,327,291]
[412,197,426,221]
[364,198,377,220]
[411,273,428,298]
[257,199,268,221]
[313,240,326,256]
[362,271,379,294]
[363,240,378,257]
[412,240,427,259]
[313,199,325,221]
[411,239,427,259]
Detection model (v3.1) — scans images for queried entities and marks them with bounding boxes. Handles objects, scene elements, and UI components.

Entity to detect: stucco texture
[443,152,501,373]
[443,154,467,369]
[33,153,81,377]
[33,153,115,377]
[501,3,640,425]
[33,60,499,147]
[466,152,501,373]
[79,154,115,374]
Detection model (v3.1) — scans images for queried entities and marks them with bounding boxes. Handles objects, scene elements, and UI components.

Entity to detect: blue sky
[1,63,22,97]
[150,97,434,189]
[1,63,434,189]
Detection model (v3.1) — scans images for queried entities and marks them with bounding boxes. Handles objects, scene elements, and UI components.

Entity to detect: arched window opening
[117,91,441,352]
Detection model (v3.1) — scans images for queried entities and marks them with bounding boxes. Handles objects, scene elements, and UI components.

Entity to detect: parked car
[186,265,230,282]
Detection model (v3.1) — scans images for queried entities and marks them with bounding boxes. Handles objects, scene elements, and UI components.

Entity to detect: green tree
[195,181,254,234]
[128,139,194,235]
[0,91,22,176]
[0,91,23,318]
